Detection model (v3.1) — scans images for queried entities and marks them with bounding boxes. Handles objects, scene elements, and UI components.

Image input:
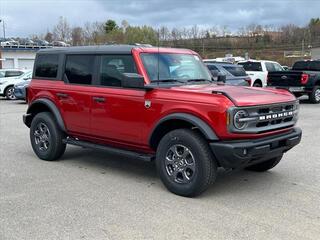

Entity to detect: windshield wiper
[186,79,212,83]
[150,79,185,84]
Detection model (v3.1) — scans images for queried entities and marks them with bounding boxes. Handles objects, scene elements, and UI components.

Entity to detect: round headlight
[233,110,249,130]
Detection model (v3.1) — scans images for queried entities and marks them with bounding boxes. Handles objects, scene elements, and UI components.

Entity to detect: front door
[90,54,146,147]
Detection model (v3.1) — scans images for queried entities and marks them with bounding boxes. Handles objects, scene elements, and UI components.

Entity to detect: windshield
[141,53,212,83]
[292,61,320,71]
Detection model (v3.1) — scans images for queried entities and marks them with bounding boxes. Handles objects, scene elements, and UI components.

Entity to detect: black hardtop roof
[38,44,137,54]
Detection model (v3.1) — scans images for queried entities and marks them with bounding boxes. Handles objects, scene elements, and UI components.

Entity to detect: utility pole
[0,19,5,39]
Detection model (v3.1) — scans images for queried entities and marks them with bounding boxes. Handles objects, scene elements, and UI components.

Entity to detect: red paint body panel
[27,46,298,154]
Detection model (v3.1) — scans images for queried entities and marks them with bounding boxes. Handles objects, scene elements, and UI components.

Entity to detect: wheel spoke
[34,122,51,152]
[181,147,191,159]
[34,130,41,137]
[165,144,196,184]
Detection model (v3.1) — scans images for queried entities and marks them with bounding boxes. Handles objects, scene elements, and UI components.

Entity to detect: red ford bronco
[23,45,302,197]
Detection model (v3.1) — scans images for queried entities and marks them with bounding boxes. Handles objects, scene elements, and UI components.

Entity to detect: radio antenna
[157,28,160,84]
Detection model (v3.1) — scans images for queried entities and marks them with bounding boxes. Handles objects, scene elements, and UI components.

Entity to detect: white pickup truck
[238,60,284,87]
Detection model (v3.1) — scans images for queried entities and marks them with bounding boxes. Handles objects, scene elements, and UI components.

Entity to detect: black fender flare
[149,113,219,146]
[25,98,66,132]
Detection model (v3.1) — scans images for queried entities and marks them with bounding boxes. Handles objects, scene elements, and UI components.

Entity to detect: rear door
[57,54,98,136]
[90,54,146,146]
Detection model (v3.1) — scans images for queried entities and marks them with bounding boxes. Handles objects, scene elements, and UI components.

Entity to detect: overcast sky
[1,0,320,37]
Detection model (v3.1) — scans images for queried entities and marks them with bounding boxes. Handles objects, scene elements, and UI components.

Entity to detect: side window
[35,54,59,78]
[65,55,95,85]
[239,62,262,71]
[5,71,23,77]
[265,62,275,72]
[99,55,137,87]
[273,63,284,71]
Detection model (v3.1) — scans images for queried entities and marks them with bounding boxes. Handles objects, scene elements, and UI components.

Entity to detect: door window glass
[99,55,137,87]
[65,55,95,85]
[35,54,59,78]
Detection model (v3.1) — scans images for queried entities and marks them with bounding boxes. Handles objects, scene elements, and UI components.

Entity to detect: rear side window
[238,62,262,71]
[99,55,137,87]
[222,66,247,76]
[65,55,95,85]
[35,54,59,78]
[5,71,24,77]
[207,65,220,71]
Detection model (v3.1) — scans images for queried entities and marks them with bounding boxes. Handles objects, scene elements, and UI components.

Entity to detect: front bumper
[210,127,302,169]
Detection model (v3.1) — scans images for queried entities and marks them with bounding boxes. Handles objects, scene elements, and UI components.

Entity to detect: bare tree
[53,16,71,42]
[71,27,83,46]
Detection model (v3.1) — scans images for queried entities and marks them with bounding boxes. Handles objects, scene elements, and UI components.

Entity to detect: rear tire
[245,156,282,172]
[309,86,320,104]
[30,112,66,161]
[156,129,217,197]
[5,86,16,100]
[253,81,262,87]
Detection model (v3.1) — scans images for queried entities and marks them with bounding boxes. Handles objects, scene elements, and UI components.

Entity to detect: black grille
[229,101,299,134]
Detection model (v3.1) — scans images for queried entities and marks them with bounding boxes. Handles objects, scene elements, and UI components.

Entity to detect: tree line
[30,16,320,64]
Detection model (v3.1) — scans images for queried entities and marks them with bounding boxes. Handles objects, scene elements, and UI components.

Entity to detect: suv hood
[171,84,296,107]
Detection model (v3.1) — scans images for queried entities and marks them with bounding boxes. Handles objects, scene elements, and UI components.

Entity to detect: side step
[63,137,154,162]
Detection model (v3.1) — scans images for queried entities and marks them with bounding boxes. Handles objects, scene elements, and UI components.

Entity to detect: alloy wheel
[34,122,51,152]
[7,87,16,100]
[165,144,196,184]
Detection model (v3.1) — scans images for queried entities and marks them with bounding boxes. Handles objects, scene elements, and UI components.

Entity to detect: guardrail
[0,44,53,49]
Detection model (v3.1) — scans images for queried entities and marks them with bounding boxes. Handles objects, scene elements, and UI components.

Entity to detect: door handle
[93,96,106,103]
[56,92,69,98]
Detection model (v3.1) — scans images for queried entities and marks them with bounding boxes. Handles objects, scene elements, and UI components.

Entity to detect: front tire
[5,86,16,100]
[30,112,66,161]
[245,156,282,172]
[309,86,320,104]
[156,129,217,197]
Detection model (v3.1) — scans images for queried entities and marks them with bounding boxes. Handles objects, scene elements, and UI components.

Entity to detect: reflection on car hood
[170,83,296,107]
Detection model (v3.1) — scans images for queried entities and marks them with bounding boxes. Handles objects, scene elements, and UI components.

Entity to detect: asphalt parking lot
[0,98,320,240]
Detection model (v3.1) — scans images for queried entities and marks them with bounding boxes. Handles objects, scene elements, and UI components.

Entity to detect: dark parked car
[33,39,49,46]
[205,62,251,86]
[13,71,32,100]
[19,38,35,46]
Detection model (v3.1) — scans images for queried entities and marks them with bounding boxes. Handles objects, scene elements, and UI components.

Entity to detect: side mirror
[122,73,145,89]
[217,73,226,83]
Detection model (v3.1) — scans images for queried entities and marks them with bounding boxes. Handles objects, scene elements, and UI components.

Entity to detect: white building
[0,48,37,70]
